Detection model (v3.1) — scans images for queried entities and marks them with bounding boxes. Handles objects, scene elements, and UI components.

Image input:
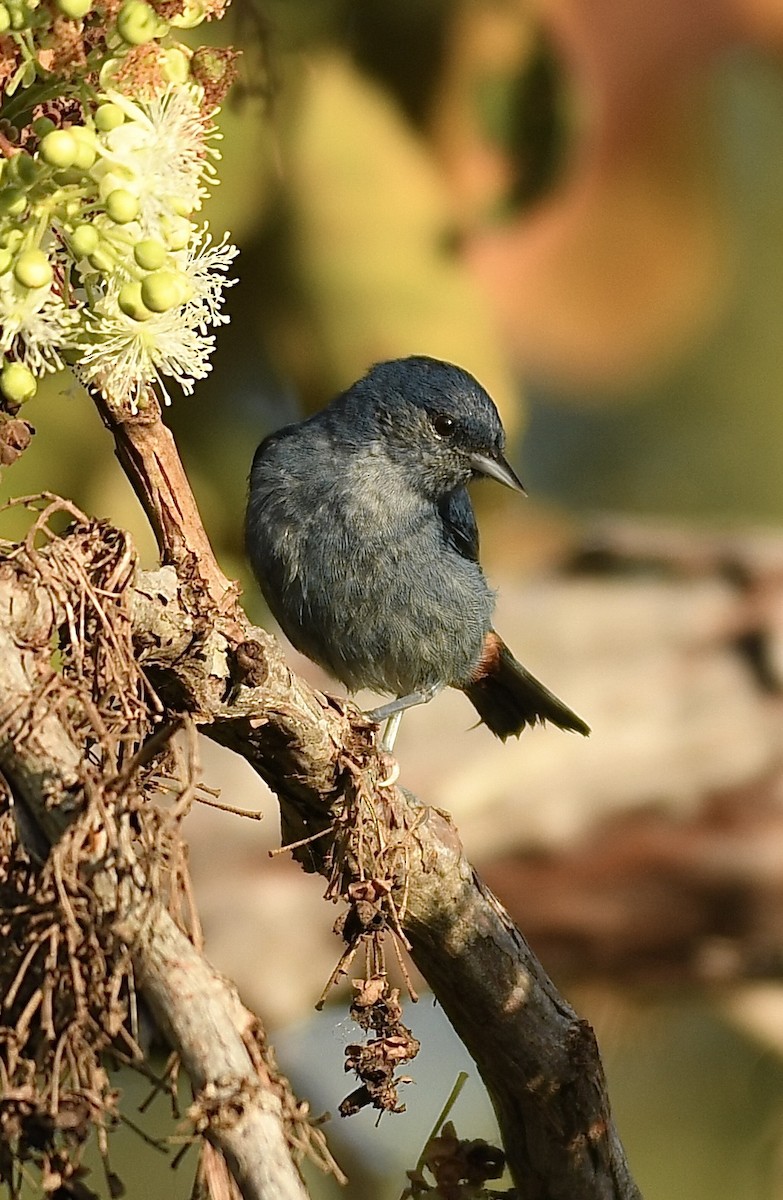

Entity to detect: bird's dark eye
[433,413,455,437]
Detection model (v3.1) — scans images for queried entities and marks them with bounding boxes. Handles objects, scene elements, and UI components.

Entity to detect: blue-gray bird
[245,356,589,748]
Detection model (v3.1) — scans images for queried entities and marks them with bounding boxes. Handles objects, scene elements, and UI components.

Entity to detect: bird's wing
[438,487,480,563]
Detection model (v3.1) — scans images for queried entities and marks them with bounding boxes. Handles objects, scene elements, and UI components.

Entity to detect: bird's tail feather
[463,640,590,740]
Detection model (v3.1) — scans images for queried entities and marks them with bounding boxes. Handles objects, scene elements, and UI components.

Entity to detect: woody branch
[96,393,642,1200]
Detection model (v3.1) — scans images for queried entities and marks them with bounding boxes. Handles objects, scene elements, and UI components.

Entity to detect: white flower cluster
[0,83,237,412]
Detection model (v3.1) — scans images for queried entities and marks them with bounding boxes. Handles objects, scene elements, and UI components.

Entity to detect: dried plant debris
[402,1121,510,1200]
[340,973,420,1117]
[0,496,200,1198]
[0,414,34,472]
[307,741,425,1117]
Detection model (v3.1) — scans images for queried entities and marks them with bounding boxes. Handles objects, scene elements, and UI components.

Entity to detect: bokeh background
[5,0,783,1196]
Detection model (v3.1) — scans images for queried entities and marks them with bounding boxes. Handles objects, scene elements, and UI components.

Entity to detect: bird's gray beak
[469,451,527,495]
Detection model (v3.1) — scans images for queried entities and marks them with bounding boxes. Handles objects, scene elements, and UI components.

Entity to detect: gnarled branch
[93,396,641,1199]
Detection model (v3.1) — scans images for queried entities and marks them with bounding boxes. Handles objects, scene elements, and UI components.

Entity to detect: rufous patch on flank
[468,629,504,682]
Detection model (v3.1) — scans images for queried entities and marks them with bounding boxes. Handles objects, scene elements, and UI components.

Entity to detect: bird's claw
[376,752,400,788]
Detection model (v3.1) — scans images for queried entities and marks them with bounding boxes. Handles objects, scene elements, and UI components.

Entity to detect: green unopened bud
[8,152,37,186]
[0,188,26,217]
[140,269,188,312]
[14,249,52,289]
[0,248,12,274]
[116,0,159,44]
[1,361,37,405]
[98,169,133,200]
[163,216,191,251]
[162,47,191,83]
[88,246,114,273]
[169,196,192,219]
[55,0,92,17]
[40,129,79,169]
[133,238,166,271]
[1,228,23,251]
[169,0,203,26]
[71,125,97,170]
[118,280,153,321]
[95,102,125,132]
[105,188,139,224]
[32,116,56,139]
[0,5,10,32]
[70,223,100,258]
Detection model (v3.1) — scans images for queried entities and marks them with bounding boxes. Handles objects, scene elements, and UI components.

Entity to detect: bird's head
[339,356,526,499]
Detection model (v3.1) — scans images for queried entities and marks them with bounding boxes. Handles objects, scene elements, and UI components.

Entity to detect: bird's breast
[247,442,494,695]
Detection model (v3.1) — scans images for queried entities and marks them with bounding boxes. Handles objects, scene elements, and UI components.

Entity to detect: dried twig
[0,513,324,1200]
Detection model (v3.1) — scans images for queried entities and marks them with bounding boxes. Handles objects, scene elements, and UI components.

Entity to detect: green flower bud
[55,0,91,17]
[98,57,123,90]
[0,188,26,217]
[118,280,153,321]
[88,246,114,273]
[163,216,191,251]
[116,0,159,44]
[133,238,166,271]
[162,47,191,83]
[14,249,52,289]
[74,145,97,170]
[1,228,24,251]
[169,0,203,26]
[95,102,125,132]
[40,129,79,169]
[1,361,37,405]
[70,223,100,258]
[72,124,96,144]
[105,188,139,224]
[98,169,133,200]
[0,5,10,32]
[0,248,12,274]
[8,152,37,186]
[71,125,97,170]
[32,116,56,138]
[140,269,188,312]
[169,196,192,219]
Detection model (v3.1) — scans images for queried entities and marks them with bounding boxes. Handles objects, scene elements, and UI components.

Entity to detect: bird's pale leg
[379,711,403,755]
[365,684,443,755]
